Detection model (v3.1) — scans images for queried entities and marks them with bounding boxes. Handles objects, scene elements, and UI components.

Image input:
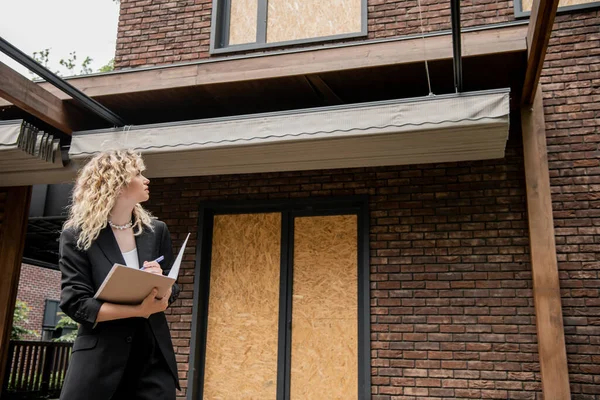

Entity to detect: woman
[58,150,181,400]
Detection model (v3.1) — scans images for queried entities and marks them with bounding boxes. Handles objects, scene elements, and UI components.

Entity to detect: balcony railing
[2,340,72,400]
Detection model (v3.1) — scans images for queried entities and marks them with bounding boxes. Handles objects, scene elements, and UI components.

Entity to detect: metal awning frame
[0,36,126,127]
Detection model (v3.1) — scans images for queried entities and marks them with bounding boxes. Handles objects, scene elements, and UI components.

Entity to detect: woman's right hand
[137,287,170,318]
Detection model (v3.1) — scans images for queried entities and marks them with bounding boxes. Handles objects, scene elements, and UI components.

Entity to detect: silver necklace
[108,220,133,230]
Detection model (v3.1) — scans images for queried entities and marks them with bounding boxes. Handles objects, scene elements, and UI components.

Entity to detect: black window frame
[210,0,368,54]
[187,196,371,400]
[42,299,61,330]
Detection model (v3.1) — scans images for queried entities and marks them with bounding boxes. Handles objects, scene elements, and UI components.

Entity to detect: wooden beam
[0,166,78,188]
[304,75,343,105]
[0,24,527,106]
[0,186,32,390]
[521,86,570,400]
[0,61,73,134]
[522,0,559,104]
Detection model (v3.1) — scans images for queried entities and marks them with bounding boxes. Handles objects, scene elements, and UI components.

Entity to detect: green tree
[53,313,78,343]
[98,58,115,73]
[30,49,114,79]
[32,48,51,69]
[11,301,39,340]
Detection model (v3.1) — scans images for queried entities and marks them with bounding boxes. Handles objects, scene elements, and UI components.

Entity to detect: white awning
[0,120,65,173]
[68,89,510,178]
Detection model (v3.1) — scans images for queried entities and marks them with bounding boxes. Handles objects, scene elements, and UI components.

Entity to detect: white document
[168,232,190,279]
[93,232,191,304]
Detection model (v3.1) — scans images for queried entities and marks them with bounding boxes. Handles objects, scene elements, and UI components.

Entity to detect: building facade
[0,0,598,399]
[102,1,599,399]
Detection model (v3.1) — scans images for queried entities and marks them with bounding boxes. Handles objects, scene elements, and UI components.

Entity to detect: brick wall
[114,0,515,69]
[111,1,600,397]
[150,137,544,399]
[15,264,62,341]
[369,0,514,38]
[115,0,212,68]
[543,10,600,399]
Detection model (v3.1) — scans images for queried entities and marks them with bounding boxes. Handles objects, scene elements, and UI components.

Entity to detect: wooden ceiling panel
[74,76,324,126]
[201,76,323,116]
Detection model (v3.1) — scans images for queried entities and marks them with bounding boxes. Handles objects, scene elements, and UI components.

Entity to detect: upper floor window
[210,0,367,54]
[514,0,600,17]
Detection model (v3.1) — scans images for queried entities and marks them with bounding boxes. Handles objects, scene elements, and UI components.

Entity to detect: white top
[121,248,140,270]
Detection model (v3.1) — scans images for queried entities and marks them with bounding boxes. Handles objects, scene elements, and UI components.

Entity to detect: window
[42,299,75,341]
[210,0,368,53]
[190,198,370,399]
[42,299,61,341]
[514,0,600,17]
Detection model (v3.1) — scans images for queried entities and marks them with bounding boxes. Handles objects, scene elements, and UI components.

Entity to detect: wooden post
[522,0,560,105]
[521,86,571,399]
[0,186,32,392]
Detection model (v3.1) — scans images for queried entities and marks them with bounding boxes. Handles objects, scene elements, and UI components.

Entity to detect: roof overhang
[0,24,526,102]
[0,23,527,129]
[0,23,524,186]
[64,89,510,179]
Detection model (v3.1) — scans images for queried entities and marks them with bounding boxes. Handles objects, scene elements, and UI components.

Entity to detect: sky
[0,0,120,79]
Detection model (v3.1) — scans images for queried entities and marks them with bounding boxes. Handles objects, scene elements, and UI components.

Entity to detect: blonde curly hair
[64,149,155,250]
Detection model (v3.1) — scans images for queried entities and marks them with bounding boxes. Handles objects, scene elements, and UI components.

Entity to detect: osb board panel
[521,0,597,10]
[204,213,281,399]
[267,0,362,43]
[229,0,258,45]
[291,215,358,399]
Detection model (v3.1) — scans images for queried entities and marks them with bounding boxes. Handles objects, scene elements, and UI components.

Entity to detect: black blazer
[58,219,181,400]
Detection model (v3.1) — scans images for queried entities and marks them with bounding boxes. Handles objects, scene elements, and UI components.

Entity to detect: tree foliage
[98,58,115,73]
[31,48,114,79]
[11,301,39,340]
[53,313,78,343]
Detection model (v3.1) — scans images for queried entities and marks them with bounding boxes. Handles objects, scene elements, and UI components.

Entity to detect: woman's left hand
[142,260,163,275]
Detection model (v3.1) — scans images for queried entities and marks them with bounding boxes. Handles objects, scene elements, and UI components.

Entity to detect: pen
[141,255,164,270]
